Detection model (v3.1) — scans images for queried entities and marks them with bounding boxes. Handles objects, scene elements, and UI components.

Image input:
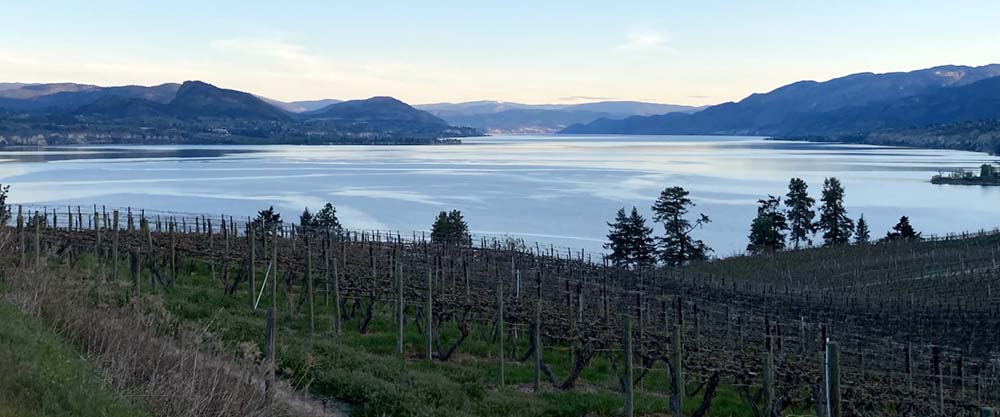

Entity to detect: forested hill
[777,119,1000,155]
[561,64,1000,149]
[0,81,480,145]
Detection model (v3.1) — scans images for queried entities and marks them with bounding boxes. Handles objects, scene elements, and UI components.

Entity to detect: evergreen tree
[981,164,997,179]
[746,195,788,254]
[854,214,870,245]
[606,207,657,268]
[885,216,921,241]
[299,207,314,227]
[605,208,631,267]
[314,203,343,234]
[817,177,853,246]
[253,206,282,235]
[785,178,815,248]
[446,210,471,245]
[627,207,657,267]
[431,210,471,246]
[297,203,344,237]
[430,211,452,244]
[652,186,711,266]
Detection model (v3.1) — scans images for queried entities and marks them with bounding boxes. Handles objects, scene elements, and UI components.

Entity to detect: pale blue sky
[1,1,997,105]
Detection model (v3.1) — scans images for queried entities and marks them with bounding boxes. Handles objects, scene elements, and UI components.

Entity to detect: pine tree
[652,186,711,266]
[981,164,997,179]
[605,208,631,267]
[605,207,657,269]
[299,207,314,228]
[854,214,870,245]
[253,206,282,235]
[446,210,471,245]
[747,195,788,254]
[431,210,471,246]
[430,211,452,244]
[314,203,343,235]
[627,207,657,267]
[785,178,815,248]
[817,177,853,246]
[885,216,920,241]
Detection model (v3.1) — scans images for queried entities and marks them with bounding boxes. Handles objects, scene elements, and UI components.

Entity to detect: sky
[1,1,998,105]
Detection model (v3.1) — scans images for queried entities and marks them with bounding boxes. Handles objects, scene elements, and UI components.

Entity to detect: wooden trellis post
[249,224,256,309]
[426,269,433,361]
[34,211,41,266]
[533,299,542,393]
[396,260,404,356]
[306,235,315,335]
[265,285,277,402]
[332,259,342,336]
[17,206,24,266]
[671,324,684,417]
[825,341,841,417]
[497,278,505,386]
[112,210,119,281]
[323,237,330,306]
[933,346,943,416]
[169,220,176,281]
[763,340,775,417]
[623,317,634,417]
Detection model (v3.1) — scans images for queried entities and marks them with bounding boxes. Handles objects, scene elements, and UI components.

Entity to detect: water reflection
[0,135,997,256]
[0,146,256,163]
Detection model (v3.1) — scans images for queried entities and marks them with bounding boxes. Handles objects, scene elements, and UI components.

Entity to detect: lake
[1,134,998,257]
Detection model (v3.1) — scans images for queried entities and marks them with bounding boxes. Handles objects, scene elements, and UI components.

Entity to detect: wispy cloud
[616,30,670,52]
[559,95,618,102]
[210,38,325,68]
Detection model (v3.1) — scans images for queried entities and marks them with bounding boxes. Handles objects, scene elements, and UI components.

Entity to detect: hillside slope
[562,64,1000,137]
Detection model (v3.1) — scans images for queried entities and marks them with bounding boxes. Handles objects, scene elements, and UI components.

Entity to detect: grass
[149,260,760,417]
[0,301,150,417]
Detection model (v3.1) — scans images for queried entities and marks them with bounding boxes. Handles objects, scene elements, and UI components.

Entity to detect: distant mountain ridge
[0,81,478,145]
[168,81,289,121]
[415,100,703,133]
[0,83,180,112]
[262,98,705,133]
[264,98,342,113]
[561,64,1000,137]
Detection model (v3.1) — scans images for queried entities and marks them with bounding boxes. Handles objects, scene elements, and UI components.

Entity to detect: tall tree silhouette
[885,216,921,241]
[747,195,789,254]
[855,214,871,245]
[785,178,815,248]
[817,177,853,246]
[314,203,343,234]
[652,186,711,266]
[605,207,656,269]
[431,210,471,246]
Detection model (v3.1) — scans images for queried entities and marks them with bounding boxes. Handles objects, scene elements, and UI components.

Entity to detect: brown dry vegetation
[0,237,342,417]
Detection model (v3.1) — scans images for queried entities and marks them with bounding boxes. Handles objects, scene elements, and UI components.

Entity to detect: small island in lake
[931,163,1000,185]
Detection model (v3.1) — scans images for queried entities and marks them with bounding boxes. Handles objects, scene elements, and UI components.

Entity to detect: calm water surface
[1,134,998,256]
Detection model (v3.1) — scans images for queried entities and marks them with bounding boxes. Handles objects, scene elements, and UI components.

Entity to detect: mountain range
[4,63,1000,151]
[561,64,1000,141]
[0,81,477,145]
[413,101,703,133]
[262,98,703,133]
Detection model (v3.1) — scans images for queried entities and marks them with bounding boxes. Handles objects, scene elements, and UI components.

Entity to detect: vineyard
[2,204,999,417]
